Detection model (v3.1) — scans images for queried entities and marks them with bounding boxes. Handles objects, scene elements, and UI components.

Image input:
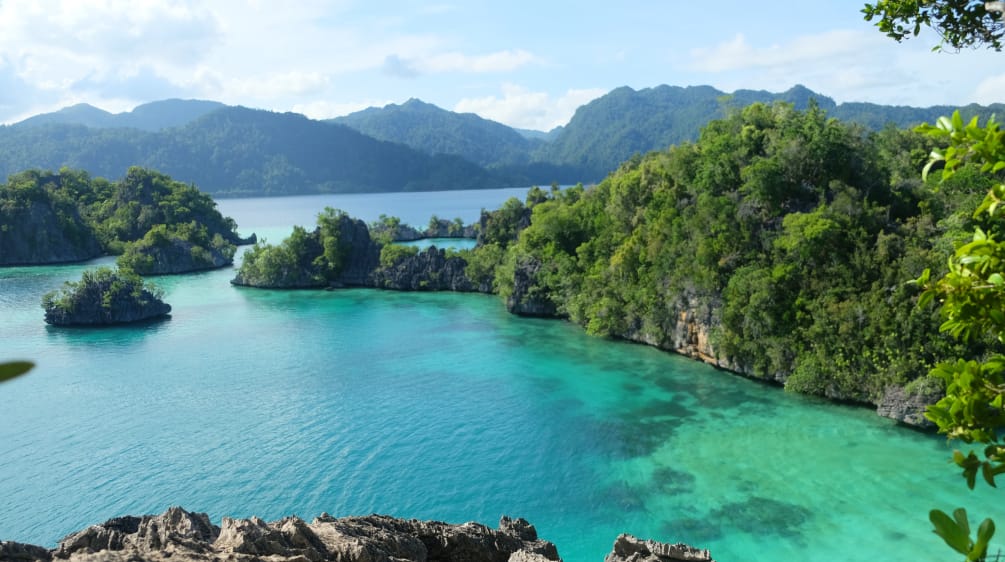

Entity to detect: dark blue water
[0,187,999,561]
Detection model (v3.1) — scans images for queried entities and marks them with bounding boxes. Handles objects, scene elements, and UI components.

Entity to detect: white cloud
[974,73,1005,105]
[384,49,540,77]
[689,30,873,73]
[455,84,606,130]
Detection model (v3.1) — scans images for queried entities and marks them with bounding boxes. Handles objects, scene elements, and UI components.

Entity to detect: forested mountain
[4,86,1003,195]
[12,99,227,131]
[0,107,510,195]
[535,84,1005,181]
[331,98,541,167]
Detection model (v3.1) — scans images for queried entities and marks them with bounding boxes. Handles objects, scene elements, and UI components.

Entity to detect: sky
[0,0,1002,131]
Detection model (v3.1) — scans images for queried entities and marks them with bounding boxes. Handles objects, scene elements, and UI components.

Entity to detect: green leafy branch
[0,361,33,384]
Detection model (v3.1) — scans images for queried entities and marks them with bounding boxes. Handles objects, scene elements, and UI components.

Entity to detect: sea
[0,186,999,561]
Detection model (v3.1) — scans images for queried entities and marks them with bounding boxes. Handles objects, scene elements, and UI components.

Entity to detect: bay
[0,186,999,561]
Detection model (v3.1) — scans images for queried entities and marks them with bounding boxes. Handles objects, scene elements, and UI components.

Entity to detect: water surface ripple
[0,188,999,561]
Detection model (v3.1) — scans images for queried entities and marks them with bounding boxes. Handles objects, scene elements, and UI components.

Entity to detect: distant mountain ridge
[330,98,542,168]
[3,85,1003,194]
[12,99,227,131]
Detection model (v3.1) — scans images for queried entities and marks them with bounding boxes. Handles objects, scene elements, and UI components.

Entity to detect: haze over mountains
[3,84,1003,196]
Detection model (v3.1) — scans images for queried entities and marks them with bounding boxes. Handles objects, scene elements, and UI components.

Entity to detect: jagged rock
[327,216,381,288]
[371,247,485,292]
[876,383,941,428]
[4,508,563,562]
[0,541,52,561]
[506,257,559,317]
[604,534,713,562]
[0,199,102,266]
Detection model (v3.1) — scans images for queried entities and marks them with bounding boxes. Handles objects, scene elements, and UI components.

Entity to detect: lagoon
[0,187,998,561]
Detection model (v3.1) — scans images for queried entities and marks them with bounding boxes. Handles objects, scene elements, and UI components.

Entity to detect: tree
[863,0,1005,50]
[913,112,1004,561]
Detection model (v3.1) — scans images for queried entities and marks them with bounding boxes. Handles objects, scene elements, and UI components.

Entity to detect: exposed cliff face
[372,247,487,292]
[506,257,559,317]
[328,216,381,288]
[0,200,102,265]
[127,239,234,275]
[0,507,711,562]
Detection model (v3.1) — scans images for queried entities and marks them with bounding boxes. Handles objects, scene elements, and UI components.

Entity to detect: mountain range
[3,85,1002,195]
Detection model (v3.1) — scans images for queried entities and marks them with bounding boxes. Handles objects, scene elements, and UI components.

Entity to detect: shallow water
[0,187,999,561]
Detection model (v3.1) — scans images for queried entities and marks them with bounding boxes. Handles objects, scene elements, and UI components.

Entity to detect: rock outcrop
[0,507,565,562]
[371,247,487,292]
[124,238,234,275]
[876,383,941,428]
[0,200,102,266]
[604,534,714,562]
[328,216,381,287]
[506,257,559,317]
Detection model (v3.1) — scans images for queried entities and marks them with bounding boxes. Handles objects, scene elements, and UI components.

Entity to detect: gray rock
[371,247,485,292]
[604,534,713,562]
[12,507,563,562]
[876,383,941,428]
[506,257,559,317]
[0,200,102,266]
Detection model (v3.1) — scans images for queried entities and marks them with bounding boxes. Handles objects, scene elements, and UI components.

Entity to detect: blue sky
[0,1,1001,129]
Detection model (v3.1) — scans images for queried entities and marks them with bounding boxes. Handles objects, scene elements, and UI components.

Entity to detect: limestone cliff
[372,246,487,292]
[0,199,102,266]
[0,507,712,562]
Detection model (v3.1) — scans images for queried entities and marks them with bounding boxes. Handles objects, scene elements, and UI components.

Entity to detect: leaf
[930,509,973,555]
[982,462,998,487]
[0,361,33,383]
[953,508,972,537]
[972,519,995,561]
[990,273,1005,286]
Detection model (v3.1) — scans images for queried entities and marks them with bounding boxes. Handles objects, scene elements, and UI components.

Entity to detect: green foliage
[484,103,981,404]
[42,266,165,317]
[380,244,419,268]
[863,0,1005,50]
[0,361,33,384]
[912,111,1005,561]
[117,221,237,274]
[930,508,996,561]
[235,207,352,287]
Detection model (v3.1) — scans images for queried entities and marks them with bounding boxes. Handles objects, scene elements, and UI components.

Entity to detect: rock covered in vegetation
[604,534,714,562]
[118,223,237,275]
[232,208,380,289]
[506,257,559,317]
[1,507,564,562]
[373,246,486,292]
[0,190,102,265]
[0,167,248,266]
[42,267,170,326]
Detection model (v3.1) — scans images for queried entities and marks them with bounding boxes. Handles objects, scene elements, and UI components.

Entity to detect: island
[42,267,171,326]
[0,167,252,274]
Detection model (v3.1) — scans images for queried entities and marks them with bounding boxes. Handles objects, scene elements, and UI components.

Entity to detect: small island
[0,166,253,274]
[42,267,171,326]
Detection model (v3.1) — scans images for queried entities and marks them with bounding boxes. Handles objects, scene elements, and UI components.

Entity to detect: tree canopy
[863,0,1005,50]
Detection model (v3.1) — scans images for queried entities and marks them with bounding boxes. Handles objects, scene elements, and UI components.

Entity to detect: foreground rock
[0,508,714,562]
[604,534,714,562]
[42,267,171,326]
[0,507,562,562]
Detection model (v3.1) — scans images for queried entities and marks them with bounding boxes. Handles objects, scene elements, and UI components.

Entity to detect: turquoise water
[395,238,478,251]
[0,188,1001,561]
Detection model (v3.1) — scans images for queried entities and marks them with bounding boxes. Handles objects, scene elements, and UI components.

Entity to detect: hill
[331,98,541,167]
[12,99,227,131]
[0,107,510,195]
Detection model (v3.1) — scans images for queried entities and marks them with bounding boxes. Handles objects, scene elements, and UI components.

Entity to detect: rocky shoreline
[0,507,713,562]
